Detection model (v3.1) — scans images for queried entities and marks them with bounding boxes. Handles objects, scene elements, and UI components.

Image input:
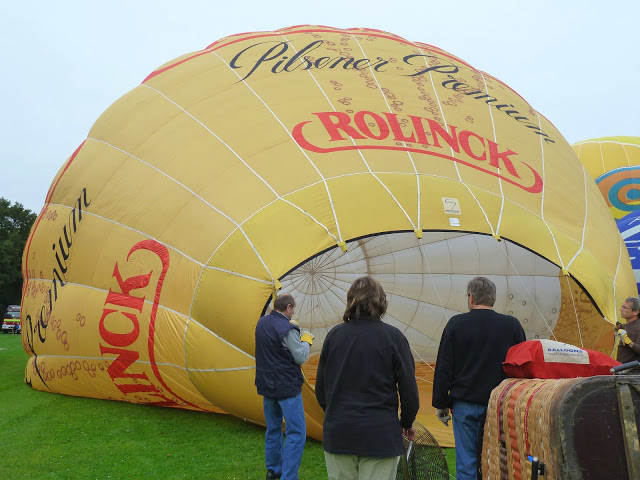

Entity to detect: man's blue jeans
[452,400,487,480]
[263,393,306,480]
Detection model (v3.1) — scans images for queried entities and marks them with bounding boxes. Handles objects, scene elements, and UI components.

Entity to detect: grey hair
[625,297,640,312]
[467,276,496,307]
[274,294,295,312]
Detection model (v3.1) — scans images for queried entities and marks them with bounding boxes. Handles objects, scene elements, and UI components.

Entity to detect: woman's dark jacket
[315,316,419,457]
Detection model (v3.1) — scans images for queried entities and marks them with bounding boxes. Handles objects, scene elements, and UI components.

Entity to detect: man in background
[615,296,640,363]
[254,293,314,480]
[432,276,526,480]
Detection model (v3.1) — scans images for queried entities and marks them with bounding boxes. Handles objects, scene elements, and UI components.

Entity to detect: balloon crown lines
[229,40,555,145]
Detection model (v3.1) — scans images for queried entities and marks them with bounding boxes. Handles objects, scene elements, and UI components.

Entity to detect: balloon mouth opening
[269,230,600,389]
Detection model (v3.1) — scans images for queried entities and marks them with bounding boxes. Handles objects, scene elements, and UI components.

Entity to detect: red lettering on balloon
[100,344,147,381]
[292,111,543,193]
[98,239,202,410]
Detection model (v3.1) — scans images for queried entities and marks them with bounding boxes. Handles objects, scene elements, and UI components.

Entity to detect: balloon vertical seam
[135,86,339,247]
[500,241,557,341]
[537,112,567,272]
[622,141,631,166]
[350,34,420,233]
[562,275,585,348]
[416,235,450,328]
[212,49,345,247]
[136,86,278,283]
[282,35,418,237]
[418,46,497,238]
[478,71,506,237]
[564,164,590,272]
[611,233,624,321]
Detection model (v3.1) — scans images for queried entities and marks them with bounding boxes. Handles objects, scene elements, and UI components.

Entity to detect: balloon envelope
[572,136,640,219]
[617,210,640,296]
[21,26,634,447]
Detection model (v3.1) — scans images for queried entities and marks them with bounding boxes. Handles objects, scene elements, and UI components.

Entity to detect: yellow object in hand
[617,329,633,346]
[300,331,314,345]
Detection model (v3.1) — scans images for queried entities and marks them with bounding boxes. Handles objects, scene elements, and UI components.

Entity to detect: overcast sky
[2,0,638,213]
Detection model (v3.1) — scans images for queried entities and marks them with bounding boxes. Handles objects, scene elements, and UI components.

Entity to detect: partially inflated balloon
[22,26,634,447]
[572,136,640,219]
[617,210,640,295]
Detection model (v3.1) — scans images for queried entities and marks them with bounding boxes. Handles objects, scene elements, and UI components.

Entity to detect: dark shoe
[266,469,282,480]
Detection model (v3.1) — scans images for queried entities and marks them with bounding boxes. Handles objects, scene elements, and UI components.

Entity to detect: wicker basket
[482,378,580,480]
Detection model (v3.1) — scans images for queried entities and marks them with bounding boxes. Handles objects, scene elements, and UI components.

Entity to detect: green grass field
[0,334,455,479]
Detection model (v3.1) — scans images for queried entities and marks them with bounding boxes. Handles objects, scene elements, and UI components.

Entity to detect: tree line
[0,198,37,317]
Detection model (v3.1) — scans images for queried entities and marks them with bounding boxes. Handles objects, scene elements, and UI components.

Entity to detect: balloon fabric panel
[572,137,640,219]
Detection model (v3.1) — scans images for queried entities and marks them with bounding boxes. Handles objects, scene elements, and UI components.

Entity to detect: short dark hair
[467,276,496,307]
[626,297,640,312]
[274,294,295,313]
[343,276,388,322]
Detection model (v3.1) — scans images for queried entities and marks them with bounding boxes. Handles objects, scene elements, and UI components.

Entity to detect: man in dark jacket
[432,276,526,480]
[315,276,419,480]
[615,296,640,363]
[255,294,314,480]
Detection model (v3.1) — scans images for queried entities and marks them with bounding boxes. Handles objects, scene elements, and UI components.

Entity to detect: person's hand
[617,329,633,346]
[403,426,416,441]
[435,408,451,427]
[300,331,314,345]
[614,322,622,332]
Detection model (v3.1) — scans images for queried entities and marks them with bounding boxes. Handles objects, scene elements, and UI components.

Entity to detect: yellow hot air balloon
[21,26,634,447]
[572,136,640,219]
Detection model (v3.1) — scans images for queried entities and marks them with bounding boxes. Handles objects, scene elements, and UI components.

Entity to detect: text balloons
[22,26,634,446]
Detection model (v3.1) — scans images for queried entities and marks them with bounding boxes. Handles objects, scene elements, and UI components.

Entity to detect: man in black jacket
[315,276,419,480]
[615,296,640,363]
[432,276,525,480]
[255,294,314,480]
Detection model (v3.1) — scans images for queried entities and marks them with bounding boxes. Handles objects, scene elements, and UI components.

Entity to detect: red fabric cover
[503,339,620,379]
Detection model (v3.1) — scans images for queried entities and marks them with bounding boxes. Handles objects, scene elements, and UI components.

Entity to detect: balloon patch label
[442,198,461,215]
